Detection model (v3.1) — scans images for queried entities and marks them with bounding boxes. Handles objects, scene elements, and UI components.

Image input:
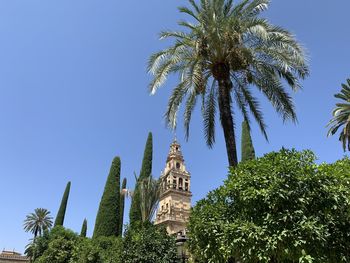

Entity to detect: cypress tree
[93,157,121,238]
[129,132,153,224]
[54,181,71,226]
[119,178,127,236]
[80,218,87,237]
[241,121,256,162]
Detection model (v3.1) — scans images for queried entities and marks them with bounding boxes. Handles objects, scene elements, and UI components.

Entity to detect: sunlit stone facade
[155,139,192,235]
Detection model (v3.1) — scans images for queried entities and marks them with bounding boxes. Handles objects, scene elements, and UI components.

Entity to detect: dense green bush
[34,226,78,263]
[123,222,178,263]
[188,149,350,263]
[32,227,123,263]
[72,236,123,263]
[32,224,177,263]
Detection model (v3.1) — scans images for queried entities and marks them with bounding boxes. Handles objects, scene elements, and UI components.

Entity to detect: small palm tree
[23,208,53,240]
[138,176,160,222]
[148,0,309,167]
[327,79,350,151]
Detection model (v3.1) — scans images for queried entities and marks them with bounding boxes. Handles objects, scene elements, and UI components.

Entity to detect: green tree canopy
[93,157,121,238]
[80,218,87,238]
[123,223,178,263]
[241,120,255,162]
[34,226,78,263]
[148,0,309,167]
[54,181,71,227]
[130,132,153,224]
[72,236,123,263]
[188,149,350,263]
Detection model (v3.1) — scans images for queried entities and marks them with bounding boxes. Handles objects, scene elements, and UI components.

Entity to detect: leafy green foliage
[34,226,78,263]
[123,223,178,263]
[93,157,121,238]
[130,133,153,224]
[72,236,123,263]
[148,0,309,167]
[80,219,87,238]
[119,178,127,236]
[25,230,50,260]
[188,149,350,263]
[139,132,153,181]
[241,120,255,162]
[327,78,350,151]
[54,182,71,227]
[32,227,123,263]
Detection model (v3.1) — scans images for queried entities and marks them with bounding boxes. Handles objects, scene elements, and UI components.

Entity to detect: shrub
[34,226,78,263]
[123,222,178,263]
[188,149,350,263]
[72,236,123,263]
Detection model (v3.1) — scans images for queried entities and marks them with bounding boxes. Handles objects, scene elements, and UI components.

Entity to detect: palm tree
[23,208,53,241]
[327,79,350,151]
[148,0,309,167]
[138,176,160,222]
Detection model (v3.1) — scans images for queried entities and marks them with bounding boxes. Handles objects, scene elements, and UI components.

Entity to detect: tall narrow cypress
[93,157,121,238]
[54,181,71,226]
[129,132,153,224]
[241,121,256,162]
[119,178,127,236]
[80,218,87,237]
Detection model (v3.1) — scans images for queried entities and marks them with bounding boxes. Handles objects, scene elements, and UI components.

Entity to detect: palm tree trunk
[217,73,238,167]
[32,228,38,261]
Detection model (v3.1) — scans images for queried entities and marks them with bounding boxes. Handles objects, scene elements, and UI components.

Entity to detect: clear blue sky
[0,0,349,253]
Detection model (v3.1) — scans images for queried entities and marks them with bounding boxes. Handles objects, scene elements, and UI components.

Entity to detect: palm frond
[148,0,308,157]
[327,79,350,151]
[165,80,191,129]
[203,81,217,148]
[178,6,200,21]
[252,65,297,122]
[184,91,198,140]
[138,176,160,222]
[23,208,53,238]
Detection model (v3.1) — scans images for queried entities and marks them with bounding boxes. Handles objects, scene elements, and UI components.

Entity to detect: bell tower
[155,139,192,235]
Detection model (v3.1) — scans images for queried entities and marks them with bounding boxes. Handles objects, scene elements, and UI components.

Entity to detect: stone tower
[155,139,192,235]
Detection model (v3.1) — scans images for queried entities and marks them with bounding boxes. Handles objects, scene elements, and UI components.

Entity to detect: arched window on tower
[176,162,181,169]
[179,178,183,190]
[173,179,177,189]
[185,182,189,191]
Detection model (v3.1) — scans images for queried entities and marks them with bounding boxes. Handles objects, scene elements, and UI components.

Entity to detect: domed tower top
[167,139,184,161]
[163,138,189,176]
